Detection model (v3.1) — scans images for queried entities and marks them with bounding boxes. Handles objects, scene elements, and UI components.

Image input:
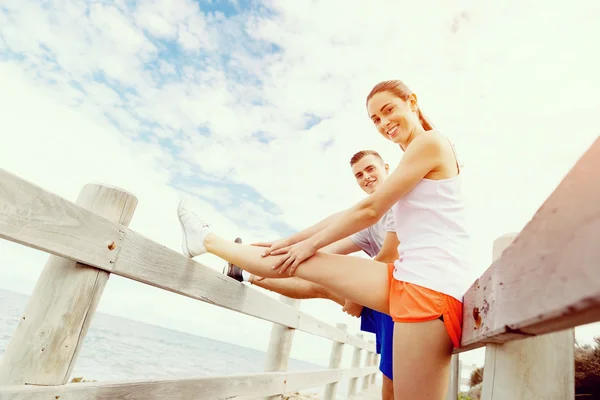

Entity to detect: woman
[177,80,473,399]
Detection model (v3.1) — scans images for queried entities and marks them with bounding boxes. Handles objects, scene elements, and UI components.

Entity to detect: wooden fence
[451,136,600,399]
[0,171,378,399]
[0,136,598,399]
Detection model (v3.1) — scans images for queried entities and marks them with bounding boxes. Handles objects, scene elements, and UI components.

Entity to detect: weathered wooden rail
[0,136,598,399]
[0,172,378,399]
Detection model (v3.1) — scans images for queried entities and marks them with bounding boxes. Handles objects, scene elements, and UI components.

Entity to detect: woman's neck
[400,125,428,150]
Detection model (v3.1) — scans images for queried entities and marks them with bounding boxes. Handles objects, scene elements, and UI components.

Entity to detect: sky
[1,0,599,381]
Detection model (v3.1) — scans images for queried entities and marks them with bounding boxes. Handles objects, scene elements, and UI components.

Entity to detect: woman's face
[367,91,419,145]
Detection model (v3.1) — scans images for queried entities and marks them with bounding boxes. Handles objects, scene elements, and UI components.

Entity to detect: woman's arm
[271,134,445,274]
[309,134,445,251]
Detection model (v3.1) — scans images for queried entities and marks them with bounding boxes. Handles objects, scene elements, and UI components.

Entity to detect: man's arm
[373,232,400,263]
[321,237,362,255]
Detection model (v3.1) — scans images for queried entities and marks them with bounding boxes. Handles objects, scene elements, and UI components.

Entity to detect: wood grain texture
[481,330,575,400]
[480,235,575,400]
[0,367,378,400]
[0,170,122,270]
[371,353,379,385]
[264,296,300,373]
[297,313,346,343]
[446,355,460,400]
[323,323,347,400]
[0,171,374,352]
[111,225,375,351]
[0,183,138,386]
[347,333,364,398]
[459,137,600,350]
[362,343,375,391]
[264,296,300,400]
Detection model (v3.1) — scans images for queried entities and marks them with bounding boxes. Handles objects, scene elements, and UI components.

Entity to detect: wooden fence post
[264,295,300,400]
[347,333,364,398]
[446,354,460,400]
[362,341,375,390]
[480,233,575,400]
[371,352,380,384]
[323,323,347,400]
[0,184,137,386]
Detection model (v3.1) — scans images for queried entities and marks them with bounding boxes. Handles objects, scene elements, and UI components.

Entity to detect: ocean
[0,288,341,397]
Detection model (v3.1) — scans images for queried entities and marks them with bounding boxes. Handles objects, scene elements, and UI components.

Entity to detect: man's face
[351,154,389,195]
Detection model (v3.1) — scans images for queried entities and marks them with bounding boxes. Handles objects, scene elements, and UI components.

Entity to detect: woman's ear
[409,93,419,112]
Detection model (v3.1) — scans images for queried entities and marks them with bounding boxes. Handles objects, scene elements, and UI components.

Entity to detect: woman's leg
[205,233,389,313]
[178,200,389,314]
[392,320,453,400]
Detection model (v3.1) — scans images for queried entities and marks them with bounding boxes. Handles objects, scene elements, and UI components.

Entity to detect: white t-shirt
[349,209,396,257]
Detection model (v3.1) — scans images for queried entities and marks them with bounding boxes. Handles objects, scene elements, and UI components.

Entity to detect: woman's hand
[271,238,318,276]
[251,239,291,256]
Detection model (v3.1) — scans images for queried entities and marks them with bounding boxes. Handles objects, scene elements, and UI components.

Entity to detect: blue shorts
[360,307,394,380]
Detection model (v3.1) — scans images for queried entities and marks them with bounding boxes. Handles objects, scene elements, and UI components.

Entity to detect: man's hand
[343,300,363,318]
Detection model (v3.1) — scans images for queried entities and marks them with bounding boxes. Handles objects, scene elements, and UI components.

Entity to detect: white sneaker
[177,196,212,258]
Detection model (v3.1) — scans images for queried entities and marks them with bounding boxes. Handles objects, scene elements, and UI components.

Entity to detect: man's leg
[375,311,395,400]
[381,375,394,400]
[251,277,346,306]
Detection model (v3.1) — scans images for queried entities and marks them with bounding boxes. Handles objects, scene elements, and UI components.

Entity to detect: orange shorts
[387,263,463,348]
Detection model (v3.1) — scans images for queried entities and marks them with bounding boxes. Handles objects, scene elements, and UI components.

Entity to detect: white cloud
[1,0,599,374]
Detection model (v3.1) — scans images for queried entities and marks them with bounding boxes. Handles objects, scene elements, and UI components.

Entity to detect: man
[223,150,397,400]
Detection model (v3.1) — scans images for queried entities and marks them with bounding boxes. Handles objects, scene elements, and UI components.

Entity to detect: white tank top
[392,142,472,302]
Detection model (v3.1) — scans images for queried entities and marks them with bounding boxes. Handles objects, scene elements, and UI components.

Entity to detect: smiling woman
[177,79,474,400]
[366,80,435,148]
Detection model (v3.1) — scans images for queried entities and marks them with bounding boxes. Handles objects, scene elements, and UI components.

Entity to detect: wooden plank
[0,169,121,270]
[0,170,374,352]
[0,184,137,386]
[446,355,459,400]
[264,296,300,400]
[347,333,364,398]
[458,137,600,351]
[323,323,347,400]
[371,353,379,385]
[480,234,575,400]
[0,368,378,400]
[481,330,575,400]
[362,344,375,391]
[111,229,299,329]
[297,313,347,343]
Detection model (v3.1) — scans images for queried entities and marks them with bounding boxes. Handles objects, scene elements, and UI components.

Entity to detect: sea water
[0,288,343,397]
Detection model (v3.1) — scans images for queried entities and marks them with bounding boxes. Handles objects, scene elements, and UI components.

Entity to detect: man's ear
[384,163,390,173]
